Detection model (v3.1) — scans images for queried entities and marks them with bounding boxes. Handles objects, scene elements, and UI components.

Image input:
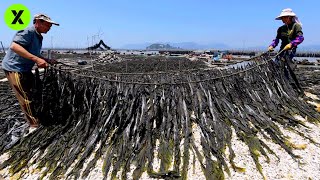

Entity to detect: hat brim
[275,14,296,20]
[275,16,282,20]
[46,20,59,26]
[35,16,60,26]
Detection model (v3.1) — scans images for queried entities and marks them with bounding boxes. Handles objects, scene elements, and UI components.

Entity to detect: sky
[1,0,319,50]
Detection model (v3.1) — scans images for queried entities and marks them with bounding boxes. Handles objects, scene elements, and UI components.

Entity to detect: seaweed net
[0,53,319,179]
[0,81,28,154]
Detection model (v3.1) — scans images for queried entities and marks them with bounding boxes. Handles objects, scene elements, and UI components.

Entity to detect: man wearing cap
[1,13,59,129]
[268,8,304,92]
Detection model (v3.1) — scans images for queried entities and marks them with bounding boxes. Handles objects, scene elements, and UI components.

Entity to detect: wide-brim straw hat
[275,8,296,20]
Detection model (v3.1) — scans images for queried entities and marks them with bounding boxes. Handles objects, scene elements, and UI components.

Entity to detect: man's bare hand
[36,58,49,68]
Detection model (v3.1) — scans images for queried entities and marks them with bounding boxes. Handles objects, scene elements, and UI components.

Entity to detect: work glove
[283,43,292,51]
[268,46,274,52]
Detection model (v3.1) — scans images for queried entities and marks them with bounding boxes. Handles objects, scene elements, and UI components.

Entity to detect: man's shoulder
[293,22,302,29]
[16,26,36,36]
[12,26,39,48]
[278,24,287,29]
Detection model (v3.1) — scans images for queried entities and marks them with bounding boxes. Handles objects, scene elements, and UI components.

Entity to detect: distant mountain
[299,44,320,51]
[246,44,320,52]
[121,43,152,50]
[121,42,229,50]
[170,42,229,50]
[120,42,320,51]
[146,43,180,50]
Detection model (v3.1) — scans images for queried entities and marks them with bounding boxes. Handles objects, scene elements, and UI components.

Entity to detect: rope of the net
[54,51,270,76]
[51,52,277,85]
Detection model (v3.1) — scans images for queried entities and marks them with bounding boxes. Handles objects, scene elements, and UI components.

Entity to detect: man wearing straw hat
[1,13,59,130]
[268,8,304,91]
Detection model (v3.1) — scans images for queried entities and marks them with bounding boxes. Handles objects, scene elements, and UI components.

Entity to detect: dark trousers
[4,70,39,127]
[275,49,296,79]
[275,49,302,93]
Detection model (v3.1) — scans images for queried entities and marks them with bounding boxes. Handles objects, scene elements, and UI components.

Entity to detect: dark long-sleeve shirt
[270,22,304,50]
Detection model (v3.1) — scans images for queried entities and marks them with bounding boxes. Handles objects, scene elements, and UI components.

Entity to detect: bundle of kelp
[295,66,320,112]
[296,66,320,90]
[0,53,319,180]
[0,82,28,153]
[93,56,208,73]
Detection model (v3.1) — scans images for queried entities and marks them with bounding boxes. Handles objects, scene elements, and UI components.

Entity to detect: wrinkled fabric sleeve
[12,29,32,47]
[269,28,281,47]
[291,24,304,47]
[291,35,304,47]
[270,38,279,48]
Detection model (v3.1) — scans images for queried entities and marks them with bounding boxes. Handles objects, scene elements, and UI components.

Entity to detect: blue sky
[1,0,319,49]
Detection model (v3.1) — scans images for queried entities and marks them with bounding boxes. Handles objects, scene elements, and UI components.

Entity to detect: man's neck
[34,25,42,36]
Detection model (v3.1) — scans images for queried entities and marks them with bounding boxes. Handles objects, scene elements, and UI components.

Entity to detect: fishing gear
[0,54,319,180]
[275,49,303,93]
